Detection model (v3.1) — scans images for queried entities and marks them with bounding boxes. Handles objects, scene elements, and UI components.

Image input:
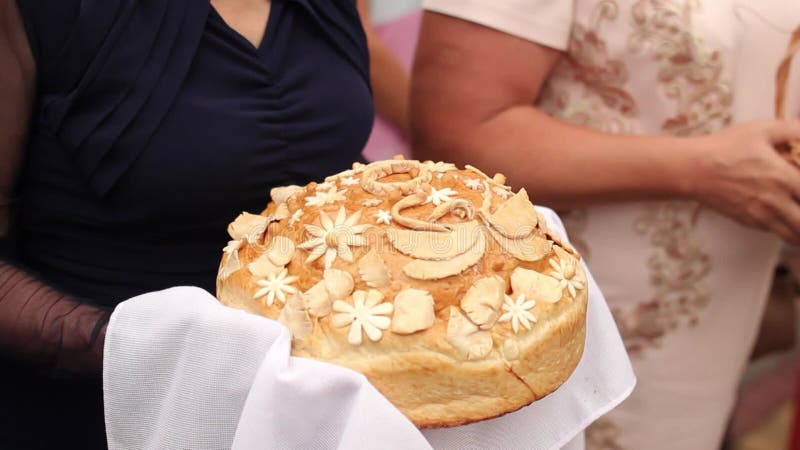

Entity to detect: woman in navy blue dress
[0,0,373,448]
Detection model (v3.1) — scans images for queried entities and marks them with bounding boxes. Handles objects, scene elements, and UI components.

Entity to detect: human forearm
[368,40,410,136]
[356,0,410,136]
[414,94,800,241]
[416,103,698,209]
[0,261,110,377]
[0,3,107,378]
[412,11,800,242]
[409,12,697,207]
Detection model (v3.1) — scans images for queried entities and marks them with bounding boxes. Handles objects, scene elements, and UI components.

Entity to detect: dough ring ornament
[216,157,588,428]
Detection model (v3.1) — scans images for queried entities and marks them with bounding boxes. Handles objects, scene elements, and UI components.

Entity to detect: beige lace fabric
[422,1,800,449]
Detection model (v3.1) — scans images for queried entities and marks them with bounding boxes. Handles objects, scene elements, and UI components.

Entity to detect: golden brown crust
[216,159,588,428]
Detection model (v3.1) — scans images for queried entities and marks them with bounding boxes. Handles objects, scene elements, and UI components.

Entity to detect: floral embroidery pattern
[621,0,722,355]
[540,0,636,133]
[540,0,633,265]
[628,0,733,135]
[543,0,726,357]
[622,201,711,354]
[541,1,732,448]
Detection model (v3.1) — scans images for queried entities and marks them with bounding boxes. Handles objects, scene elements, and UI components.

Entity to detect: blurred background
[727,247,800,449]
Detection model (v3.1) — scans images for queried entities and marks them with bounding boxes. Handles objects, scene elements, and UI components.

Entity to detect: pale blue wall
[369,0,421,24]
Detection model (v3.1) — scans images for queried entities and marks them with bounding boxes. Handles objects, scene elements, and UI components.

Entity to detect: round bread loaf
[216,157,588,428]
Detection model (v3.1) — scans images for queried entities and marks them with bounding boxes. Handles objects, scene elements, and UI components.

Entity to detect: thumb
[767,119,800,144]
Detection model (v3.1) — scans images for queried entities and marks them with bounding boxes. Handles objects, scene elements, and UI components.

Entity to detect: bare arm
[412,12,800,242]
[357,0,410,136]
[0,1,109,377]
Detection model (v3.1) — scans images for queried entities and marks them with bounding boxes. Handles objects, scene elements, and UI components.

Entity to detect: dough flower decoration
[499,294,537,334]
[464,178,483,191]
[314,181,336,191]
[298,207,370,268]
[254,268,299,306]
[331,289,394,345]
[340,176,359,186]
[423,161,457,173]
[219,239,243,279]
[493,186,512,199]
[223,239,242,257]
[426,186,458,206]
[305,186,347,207]
[289,209,304,226]
[548,257,585,299]
[374,209,392,225]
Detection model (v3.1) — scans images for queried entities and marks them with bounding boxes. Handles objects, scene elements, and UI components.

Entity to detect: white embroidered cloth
[103,208,635,450]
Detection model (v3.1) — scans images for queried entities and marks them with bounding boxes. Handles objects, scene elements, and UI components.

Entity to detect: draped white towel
[103,207,635,450]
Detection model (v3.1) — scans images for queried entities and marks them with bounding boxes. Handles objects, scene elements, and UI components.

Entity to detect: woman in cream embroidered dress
[413,0,800,448]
